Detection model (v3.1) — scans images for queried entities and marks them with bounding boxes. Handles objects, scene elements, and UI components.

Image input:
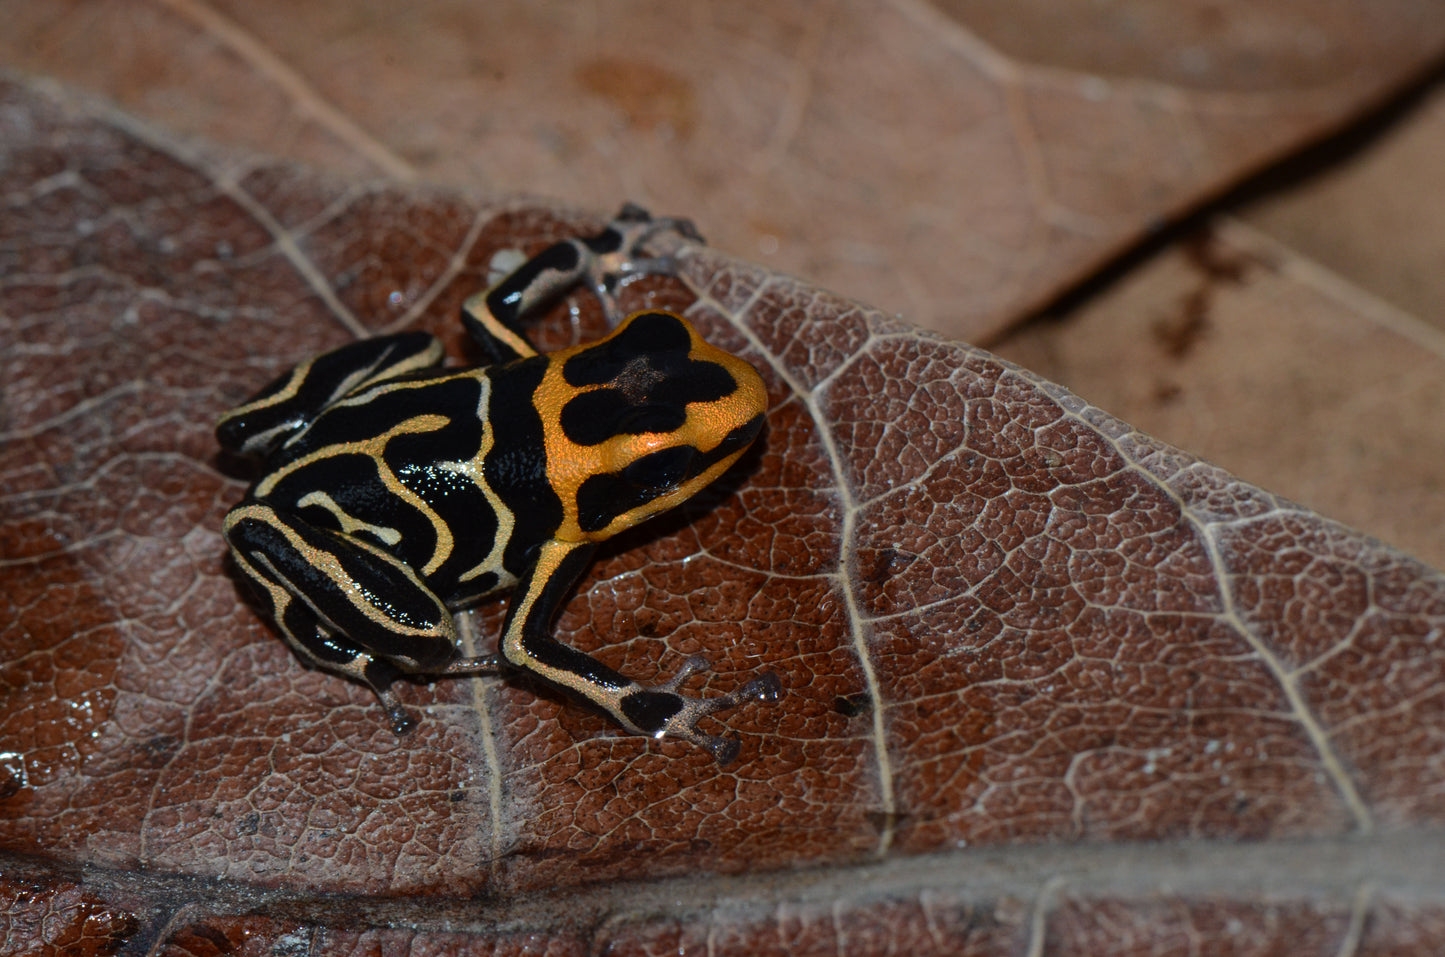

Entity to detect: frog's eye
[623,445,696,491]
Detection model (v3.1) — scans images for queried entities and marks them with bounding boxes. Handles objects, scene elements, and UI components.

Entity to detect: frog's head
[537,310,767,542]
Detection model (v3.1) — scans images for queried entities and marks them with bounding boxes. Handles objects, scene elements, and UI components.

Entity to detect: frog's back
[252,362,554,604]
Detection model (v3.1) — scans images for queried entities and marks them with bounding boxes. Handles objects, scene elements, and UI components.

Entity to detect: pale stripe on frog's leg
[217,332,445,457]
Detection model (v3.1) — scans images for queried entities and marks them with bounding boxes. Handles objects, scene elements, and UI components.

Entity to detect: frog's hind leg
[293,624,418,735]
[230,555,417,733]
[223,500,486,733]
[217,332,445,457]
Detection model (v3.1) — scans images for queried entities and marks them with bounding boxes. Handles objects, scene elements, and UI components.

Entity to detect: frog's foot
[361,655,503,735]
[338,653,420,735]
[611,202,705,248]
[642,655,783,765]
[588,205,706,324]
[373,683,417,736]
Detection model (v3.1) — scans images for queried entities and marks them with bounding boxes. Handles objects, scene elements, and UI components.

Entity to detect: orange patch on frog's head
[535,311,766,541]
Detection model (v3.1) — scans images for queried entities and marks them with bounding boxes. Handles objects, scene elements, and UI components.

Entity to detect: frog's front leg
[223,500,498,733]
[461,204,704,363]
[500,539,780,764]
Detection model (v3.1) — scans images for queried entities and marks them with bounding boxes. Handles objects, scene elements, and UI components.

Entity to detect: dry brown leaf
[1242,75,1445,339]
[995,218,1445,572]
[4,70,1445,955]
[2,0,1443,339]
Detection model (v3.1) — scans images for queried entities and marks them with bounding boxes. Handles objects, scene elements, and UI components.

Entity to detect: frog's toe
[740,671,783,705]
[374,684,416,735]
[695,732,741,766]
[657,654,713,694]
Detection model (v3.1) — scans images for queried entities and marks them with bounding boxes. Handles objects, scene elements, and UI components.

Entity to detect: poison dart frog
[217,206,780,763]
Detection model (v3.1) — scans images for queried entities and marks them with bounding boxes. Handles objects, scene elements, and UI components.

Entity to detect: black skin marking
[560,388,687,446]
[504,540,627,691]
[575,414,764,534]
[620,691,684,734]
[483,358,563,578]
[218,333,443,456]
[219,205,778,762]
[561,311,693,386]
